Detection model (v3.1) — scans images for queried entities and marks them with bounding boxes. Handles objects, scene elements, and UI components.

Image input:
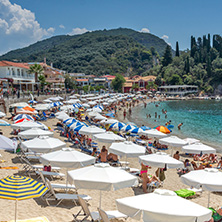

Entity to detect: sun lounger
[36,170,65,180]
[45,178,91,206]
[39,171,76,191]
[73,196,127,222]
[98,207,127,222]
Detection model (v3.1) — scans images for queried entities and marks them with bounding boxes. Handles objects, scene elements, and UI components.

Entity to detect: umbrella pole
[66,168,68,193]
[208,191,210,208]
[15,199,18,222]
[99,190,102,209]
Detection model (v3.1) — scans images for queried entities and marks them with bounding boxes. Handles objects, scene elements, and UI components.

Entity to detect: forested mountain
[0,28,168,75]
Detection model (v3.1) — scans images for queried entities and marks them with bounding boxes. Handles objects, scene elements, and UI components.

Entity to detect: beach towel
[8,216,50,222]
[174,189,195,198]
[0,166,19,170]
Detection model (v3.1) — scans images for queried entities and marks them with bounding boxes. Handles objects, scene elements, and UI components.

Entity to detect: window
[17,69,20,76]
[21,70,24,76]
[12,69,15,76]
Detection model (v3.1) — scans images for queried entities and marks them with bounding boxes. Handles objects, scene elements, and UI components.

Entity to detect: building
[101,75,116,88]
[158,85,198,96]
[123,75,156,93]
[0,60,35,91]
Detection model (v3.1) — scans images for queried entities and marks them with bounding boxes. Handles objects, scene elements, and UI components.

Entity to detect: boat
[215,95,221,101]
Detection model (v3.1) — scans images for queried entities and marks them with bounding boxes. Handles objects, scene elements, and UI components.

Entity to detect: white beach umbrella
[93,107,102,113]
[11,121,44,131]
[56,113,69,121]
[40,148,95,168]
[82,103,90,108]
[159,136,188,147]
[55,111,67,116]
[34,104,50,111]
[181,168,222,207]
[18,128,53,139]
[79,125,106,136]
[0,135,17,153]
[94,114,107,120]
[93,131,126,143]
[0,120,10,126]
[109,141,146,158]
[9,102,29,108]
[182,143,216,154]
[139,152,184,169]
[21,136,66,153]
[88,111,99,117]
[183,138,200,145]
[0,111,6,118]
[69,95,77,99]
[48,97,60,101]
[43,99,52,103]
[140,129,167,139]
[88,101,97,106]
[116,189,211,222]
[100,119,118,125]
[68,163,138,207]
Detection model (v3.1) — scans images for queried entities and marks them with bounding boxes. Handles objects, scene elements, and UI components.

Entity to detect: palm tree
[28,64,44,83]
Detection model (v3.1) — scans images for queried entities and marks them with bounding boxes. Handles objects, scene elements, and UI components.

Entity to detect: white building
[158,85,198,96]
[0,60,35,91]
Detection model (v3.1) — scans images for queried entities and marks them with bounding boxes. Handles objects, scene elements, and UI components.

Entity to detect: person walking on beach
[123,109,126,119]
[178,123,183,130]
[129,107,132,115]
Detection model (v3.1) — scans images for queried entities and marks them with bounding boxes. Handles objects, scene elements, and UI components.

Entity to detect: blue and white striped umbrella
[73,103,82,108]
[14,114,34,121]
[67,120,79,128]
[63,118,74,124]
[129,127,143,134]
[28,100,37,104]
[50,102,63,107]
[109,122,125,131]
[94,105,104,110]
[121,125,135,132]
[73,125,84,132]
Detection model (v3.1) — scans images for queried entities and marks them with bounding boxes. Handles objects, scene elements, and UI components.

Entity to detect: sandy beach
[0,99,221,222]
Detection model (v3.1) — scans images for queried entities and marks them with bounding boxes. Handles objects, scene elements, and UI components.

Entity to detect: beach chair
[45,178,91,206]
[39,171,76,191]
[73,196,127,222]
[36,170,65,180]
[98,208,127,222]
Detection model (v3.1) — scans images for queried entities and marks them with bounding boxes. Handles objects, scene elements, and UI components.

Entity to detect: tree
[111,74,126,92]
[132,84,139,90]
[38,74,46,92]
[175,41,180,57]
[28,64,44,83]
[162,45,172,67]
[146,81,157,90]
[168,74,183,85]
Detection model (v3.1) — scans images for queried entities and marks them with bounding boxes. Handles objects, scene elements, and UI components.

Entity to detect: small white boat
[215,96,221,101]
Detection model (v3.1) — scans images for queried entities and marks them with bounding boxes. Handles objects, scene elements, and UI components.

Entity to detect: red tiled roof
[76,79,89,82]
[0,60,29,69]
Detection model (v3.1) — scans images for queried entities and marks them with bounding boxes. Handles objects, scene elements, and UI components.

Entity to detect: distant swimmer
[219,130,221,134]
[178,123,183,130]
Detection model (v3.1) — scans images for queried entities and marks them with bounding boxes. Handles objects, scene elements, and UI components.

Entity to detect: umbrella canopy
[79,125,106,136]
[129,127,144,134]
[140,129,167,139]
[116,189,211,222]
[0,111,6,118]
[109,141,146,158]
[109,122,125,131]
[183,138,200,145]
[0,175,47,200]
[40,148,95,168]
[100,119,118,125]
[155,125,171,134]
[14,114,34,121]
[82,103,90,108]
[56,113,69,121]
[34,104,50,111]
[0,120,10,126]
[11,121,44,131]
[10,102,29,108]
[72,125,84,132]
[0,175,48,222]
[18,128,53,139]
[182,143,216,154]
[120,125,135,132]
[21,136,66,153]
[181,168,222,192]
[94,114,107,120]
[93,107,102,113]
[159,136,188,147]
[43,99,52,103]
[93,131,126,143]
[139,152,184,169]
[68,163,138,191]
[0,135,17,152]
[14,118,33,124]
[88,111,99,117]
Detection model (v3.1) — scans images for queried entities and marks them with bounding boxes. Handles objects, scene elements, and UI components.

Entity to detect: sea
[129,100,222,153]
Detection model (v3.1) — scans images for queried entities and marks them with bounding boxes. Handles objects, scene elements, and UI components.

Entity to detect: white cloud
[161,35,171,46]
[68,27,89,35]
[0,0,55,55]
[140,28,150,33]
[59,24,65,29]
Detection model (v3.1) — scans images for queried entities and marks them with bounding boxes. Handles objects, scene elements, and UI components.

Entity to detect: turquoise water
[130,100,222,152]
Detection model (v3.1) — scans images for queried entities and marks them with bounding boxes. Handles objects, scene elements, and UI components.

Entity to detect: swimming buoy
[167,125,174,129]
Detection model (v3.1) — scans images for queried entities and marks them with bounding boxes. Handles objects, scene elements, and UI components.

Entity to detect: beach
[0,97,221,222]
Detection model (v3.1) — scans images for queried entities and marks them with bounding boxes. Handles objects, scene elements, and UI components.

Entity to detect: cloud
[140,28,150,33]
[161,35,171,46]
[0,0,55,55]
[59,24,65,29]
[68,27,89,35]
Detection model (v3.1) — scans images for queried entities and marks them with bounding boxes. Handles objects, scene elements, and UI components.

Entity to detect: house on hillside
[123,75,156,93]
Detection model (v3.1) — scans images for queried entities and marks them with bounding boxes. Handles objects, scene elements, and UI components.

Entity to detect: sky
[1,0,222,55]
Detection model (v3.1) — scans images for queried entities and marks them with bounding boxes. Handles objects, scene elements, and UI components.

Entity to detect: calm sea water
[129,100,222,152]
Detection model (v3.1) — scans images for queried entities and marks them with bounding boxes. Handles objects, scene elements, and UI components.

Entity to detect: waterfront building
[158,85,198,96]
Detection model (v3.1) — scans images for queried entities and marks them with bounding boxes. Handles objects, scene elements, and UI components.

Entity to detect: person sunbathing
[173,151,180,160]
[98,146,108,162]
[193,154,200,161]
[208,153,218,163]
[217,157,222,169]
[107,153,118,162]
[91,147,98,158]
[200,154,209,162]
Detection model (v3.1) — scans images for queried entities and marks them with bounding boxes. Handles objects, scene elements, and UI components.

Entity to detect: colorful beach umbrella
[154,125,171,134]
[14,114,34,121]
[109,122,125,131]
[0,175,48,221]
[0,120,10,126]
[14,118,32,124]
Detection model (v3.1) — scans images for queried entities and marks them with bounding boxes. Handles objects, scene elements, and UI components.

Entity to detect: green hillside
[0,28,169,75]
